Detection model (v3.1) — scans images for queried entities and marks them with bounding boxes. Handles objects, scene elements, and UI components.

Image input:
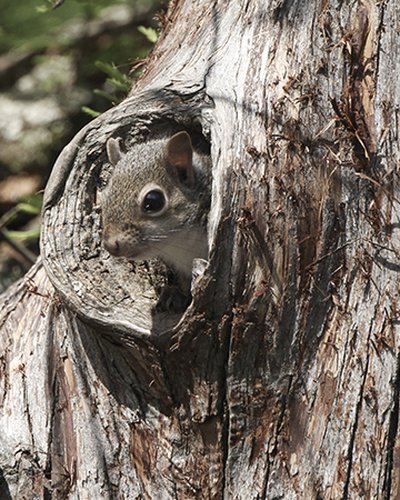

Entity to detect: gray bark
[1,0,400,498]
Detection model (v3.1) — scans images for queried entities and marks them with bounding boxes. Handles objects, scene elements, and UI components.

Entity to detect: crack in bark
[21,369,35,449]
[220,316,233,500]
[382,349,400,499]
[374,0,387,95]
[342,342,371,499]
[258,375,294,499]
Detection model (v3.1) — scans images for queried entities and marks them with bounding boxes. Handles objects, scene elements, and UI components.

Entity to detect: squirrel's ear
[165,131,194,187]
[106,137,122,166]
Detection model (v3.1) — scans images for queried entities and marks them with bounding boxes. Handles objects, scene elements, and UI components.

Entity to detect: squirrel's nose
[103,235,121,256]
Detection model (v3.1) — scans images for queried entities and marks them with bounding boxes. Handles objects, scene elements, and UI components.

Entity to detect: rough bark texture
[1,0,400,498]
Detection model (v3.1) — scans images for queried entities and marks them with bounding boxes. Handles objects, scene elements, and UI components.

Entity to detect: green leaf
[95,61,126,81]
[106,77,130,92]
[16,194,43,214]
[36,5,49,13]
[138,26,158,44]
[93,89,118,103]
[82,106,102,118]
[16,203,41,215]
[16,194,42,214]
[5,228,40,242]
[36,0,64,13]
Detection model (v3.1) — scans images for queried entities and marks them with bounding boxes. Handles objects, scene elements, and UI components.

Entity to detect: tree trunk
[1,0,400,498]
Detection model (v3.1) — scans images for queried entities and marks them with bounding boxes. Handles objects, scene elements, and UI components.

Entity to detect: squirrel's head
[101,131,209,276]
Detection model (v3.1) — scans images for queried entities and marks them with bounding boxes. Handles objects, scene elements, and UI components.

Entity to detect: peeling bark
[1,0,400,498]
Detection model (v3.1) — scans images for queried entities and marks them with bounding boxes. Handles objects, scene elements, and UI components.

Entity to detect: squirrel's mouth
[123,242,162,261]
[103,235,150,260]
[120,246,149,260]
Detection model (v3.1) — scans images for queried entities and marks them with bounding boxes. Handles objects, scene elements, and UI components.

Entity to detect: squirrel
[101,131,211,306]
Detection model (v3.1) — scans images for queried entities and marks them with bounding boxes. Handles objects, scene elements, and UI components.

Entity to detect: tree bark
[1,0,400,498]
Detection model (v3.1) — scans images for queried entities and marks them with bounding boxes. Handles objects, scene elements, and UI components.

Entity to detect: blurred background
[0,0,162,292]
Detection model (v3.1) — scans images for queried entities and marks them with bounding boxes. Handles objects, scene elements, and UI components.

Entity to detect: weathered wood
[1,0,400,498]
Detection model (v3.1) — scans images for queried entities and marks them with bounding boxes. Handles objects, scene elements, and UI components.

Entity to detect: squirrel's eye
[142,189,166,214]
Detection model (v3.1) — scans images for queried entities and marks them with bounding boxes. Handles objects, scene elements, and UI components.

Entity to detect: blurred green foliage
[0,0,157,53]
[138,25,158,43]
[82,60,132,116]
